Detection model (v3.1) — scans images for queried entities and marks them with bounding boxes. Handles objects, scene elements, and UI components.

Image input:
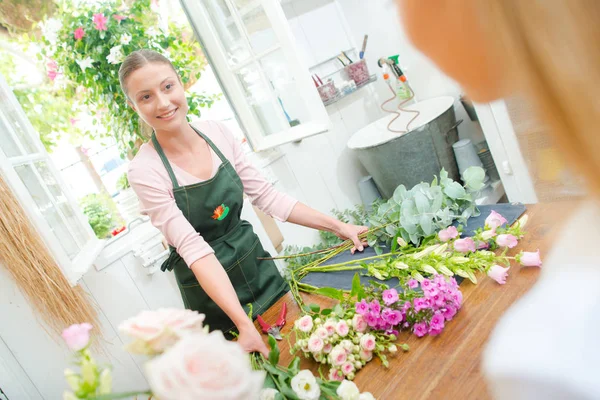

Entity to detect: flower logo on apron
[212,204,230,221]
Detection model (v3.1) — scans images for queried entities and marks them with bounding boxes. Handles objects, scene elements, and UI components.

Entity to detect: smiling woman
[120,49,369,357]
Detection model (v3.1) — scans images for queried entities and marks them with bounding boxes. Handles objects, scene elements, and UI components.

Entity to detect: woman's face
[397,0,507,102]
[126,62,188,132]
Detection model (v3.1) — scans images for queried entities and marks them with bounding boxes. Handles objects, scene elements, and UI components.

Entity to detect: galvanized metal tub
[347,96,460,199]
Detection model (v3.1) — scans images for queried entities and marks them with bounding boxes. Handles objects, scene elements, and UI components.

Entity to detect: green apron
[152,127,289,335]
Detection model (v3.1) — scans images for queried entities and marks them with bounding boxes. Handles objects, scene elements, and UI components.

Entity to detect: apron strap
[151,132,181,190]
[191,126,228,165]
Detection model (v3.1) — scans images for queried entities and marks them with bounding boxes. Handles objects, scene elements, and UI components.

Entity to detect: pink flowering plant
[35,0,216,156]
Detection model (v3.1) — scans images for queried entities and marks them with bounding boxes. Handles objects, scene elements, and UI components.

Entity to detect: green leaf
[420,214,434,236]
[351,273,365,301]
[444,181,467,199]
[334,303,344,317]
[391,231,401,253]
[321,308,332,316]
[313,287,344,301]
[287,357,301,374]
[375,245,383,255]
[414,191,430,214]
[392,184,408,204]
[301,305,312,313]
[309,303,321,313]
[385,224,398,236]
[262,363,284,377]
[268,335,280,366]
[463,166,486,191]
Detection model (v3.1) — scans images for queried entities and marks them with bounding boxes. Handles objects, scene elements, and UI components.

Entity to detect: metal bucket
[347,96,460,199]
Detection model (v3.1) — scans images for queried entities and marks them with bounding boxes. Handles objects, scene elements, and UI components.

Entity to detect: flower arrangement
[61,308,372,400]
[35,0,216,156]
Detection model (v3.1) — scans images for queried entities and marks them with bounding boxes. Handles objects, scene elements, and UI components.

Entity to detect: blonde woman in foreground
[397,1,600,399]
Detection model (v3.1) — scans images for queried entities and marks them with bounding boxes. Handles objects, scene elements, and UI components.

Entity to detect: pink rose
[358,349,373,362]
[518,250,542,267]
[323,343,333,354]
[496,234,518,248]
[118,308,205,355]
[62,323,93,351]
[352,314,367,333]
[93,13,108,31]
[145,331,264,400]
[487,265,510,284]
[485,210,508,229]
[308,335,324,353]
[335,320,350,337]
[295,315,313,333]
[341,362,355,376]
[359,334,376,351]
[329,368,345,382]
[315,327,329,339]
[323,319,337,336]
[438,226,459,242]
[73,27,85,40]
[330,346,347,366]
[453,237,476,253]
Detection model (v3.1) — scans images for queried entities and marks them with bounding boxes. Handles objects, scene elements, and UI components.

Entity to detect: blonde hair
[477,1,600,196]
[118,49,178,98]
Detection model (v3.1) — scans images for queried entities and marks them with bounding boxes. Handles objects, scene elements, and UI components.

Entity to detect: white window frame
[475,100,538,204]
[0,74,105,286]
[181,0,331,151]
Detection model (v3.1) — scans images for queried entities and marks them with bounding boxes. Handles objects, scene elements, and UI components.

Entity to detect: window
[181,0,330,151]
[0,74,104,285]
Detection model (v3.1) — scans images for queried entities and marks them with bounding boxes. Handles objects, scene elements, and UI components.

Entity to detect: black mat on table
[299,203,527,290]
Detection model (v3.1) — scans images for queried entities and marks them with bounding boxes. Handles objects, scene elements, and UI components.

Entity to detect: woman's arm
[286,202,368,253]
[190,254,268,356]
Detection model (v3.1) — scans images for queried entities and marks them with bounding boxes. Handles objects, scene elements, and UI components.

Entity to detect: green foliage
[367,167,485,251]
[79,193,117,239]
[34,0,217,157]
[116,172,129,191]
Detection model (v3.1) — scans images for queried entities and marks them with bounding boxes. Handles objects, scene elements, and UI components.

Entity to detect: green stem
[89,391,153,400]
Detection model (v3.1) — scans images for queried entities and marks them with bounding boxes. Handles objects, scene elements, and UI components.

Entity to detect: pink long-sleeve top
[127,120,298,267]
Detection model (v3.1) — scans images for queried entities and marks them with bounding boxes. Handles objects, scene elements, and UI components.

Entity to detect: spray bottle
[387,55,413,100]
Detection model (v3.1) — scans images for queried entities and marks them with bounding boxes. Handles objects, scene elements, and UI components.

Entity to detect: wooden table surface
[256,201,578,399]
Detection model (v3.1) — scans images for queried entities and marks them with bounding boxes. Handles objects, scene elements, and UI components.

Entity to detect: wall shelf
[322,74,378,107]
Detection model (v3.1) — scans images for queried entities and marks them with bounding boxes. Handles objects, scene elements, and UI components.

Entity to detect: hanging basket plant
[34,0,217,157]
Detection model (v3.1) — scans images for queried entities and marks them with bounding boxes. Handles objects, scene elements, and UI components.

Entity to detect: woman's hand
[335,223,369,254]
[236,322,269,357]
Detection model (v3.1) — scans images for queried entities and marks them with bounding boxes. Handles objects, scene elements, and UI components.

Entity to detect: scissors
[256,303,287,340]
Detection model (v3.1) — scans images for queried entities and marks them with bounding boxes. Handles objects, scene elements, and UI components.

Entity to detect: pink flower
[341,362,355,376]
[487,264,510,284]
[329,368,345,382]
[113,14,127,22]
[370,300,381,314]
[429,328,443,336]
[421,279,432,290]
[330,346,347,366]
[454,237,476,253]
[295,315,313,333]
[69,118,79,126]
[46,59,58,71]
[382,288,399,306]
[323,319,336,337]
[355,299,370,315]
[413,298,428,312]
[93,13,108,31]
[365,312,379,328]
[315,327,329,339]
[119,308,205,355]
[61,323,92,351]
[407,279,419,289]
[352,314,367,333]
[429,313,445,331]
[384,309,403,325]
[323,343,333,354]
[518,250,542,267]
[47,70,59,81]
[496,234,518,248]
[477,241,490,250]
[335,320,350,337]
[413,322,428,338]
[438,226,459,242]
[145,331,264,400]
[485,210,508,229]
[359,349,373,361]
[442,305,457,321]
[453,291,463,307]
[308,335,324,353]
[73,27,85,40]
[359,334,376,351]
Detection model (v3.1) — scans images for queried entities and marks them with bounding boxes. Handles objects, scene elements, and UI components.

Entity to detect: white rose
[336,380,361,400]
[259,388,279,400]
[291,370,320,400]
[119,308,205,355]
[145,331,264,400]
[359,393,376,400]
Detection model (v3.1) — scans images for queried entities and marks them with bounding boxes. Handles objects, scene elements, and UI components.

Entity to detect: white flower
[337,380,361,400]
[145,331,264,400]
[106,45,124,65]
[41,18,62,44]
[76,57,94,72]
[146,27,160,37]
[259,388,279,400]
[295,315,314,333]
[359,393,376,400]
[308,335,324,353]
[120,33,132,45]
[291,370,320,400]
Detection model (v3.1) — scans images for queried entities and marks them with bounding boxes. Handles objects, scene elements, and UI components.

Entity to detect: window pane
[0,89,37,155]
[236,64,287,136]
[35,161,90,244]
[241,6,277,54]
[259,49,309,126]
[204,0,251,66]
[15,163,80,259]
